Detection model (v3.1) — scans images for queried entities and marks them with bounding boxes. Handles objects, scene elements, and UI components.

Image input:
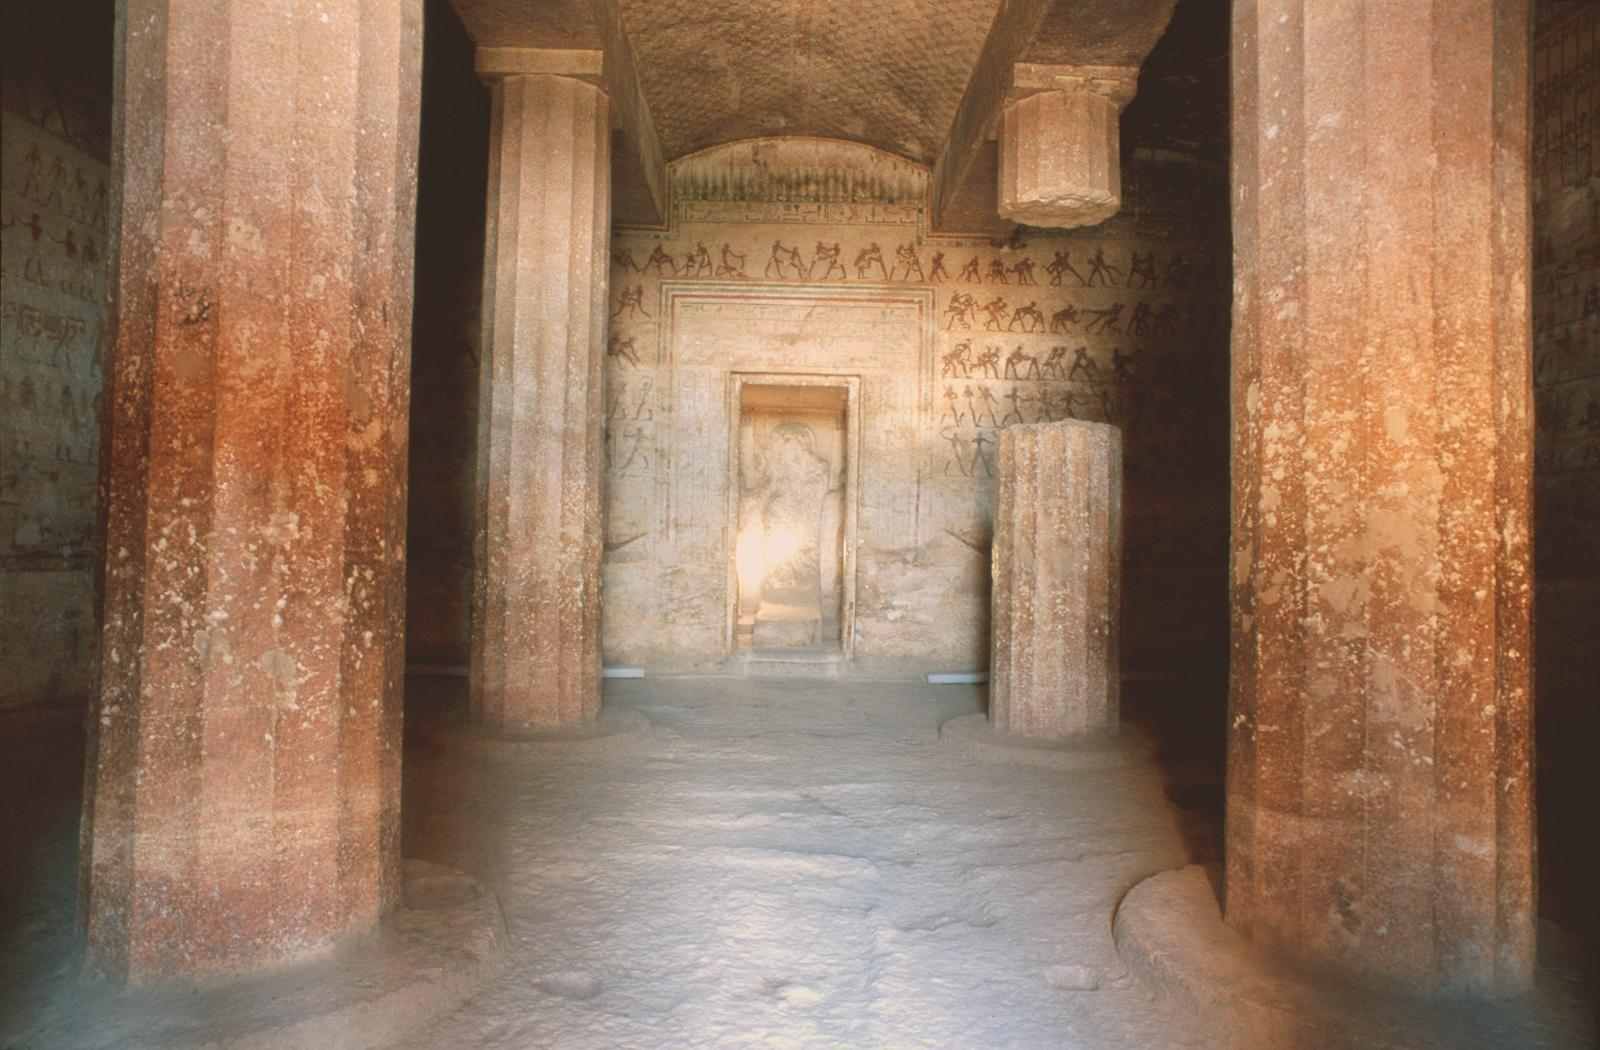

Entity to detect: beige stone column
[1228,0,1534,994]
[990,421,1122,738]
[998,64,1137,229]
[470,71,609,731]
[82,0,421,981]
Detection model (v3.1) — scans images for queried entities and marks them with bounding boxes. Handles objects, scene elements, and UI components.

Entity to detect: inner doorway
[725,374,860,660]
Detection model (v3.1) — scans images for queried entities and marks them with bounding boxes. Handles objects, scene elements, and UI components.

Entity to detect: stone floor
[393,676,1219,1050]
[3,676,1593,1049]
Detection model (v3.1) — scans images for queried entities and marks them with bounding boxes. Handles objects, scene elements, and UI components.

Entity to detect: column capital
[475,46,606,88]
[1007,62,1139,110]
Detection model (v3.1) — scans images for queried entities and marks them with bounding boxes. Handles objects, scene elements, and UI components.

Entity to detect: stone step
[736,648,845,678]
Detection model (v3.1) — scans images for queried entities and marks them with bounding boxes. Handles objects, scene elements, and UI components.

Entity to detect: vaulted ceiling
[612,0,1002,163]
[451,0,1002,163]
[449,0,1192,228]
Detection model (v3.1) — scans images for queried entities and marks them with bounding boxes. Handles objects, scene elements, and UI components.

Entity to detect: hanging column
[470,69,609,731]
[998,64,1139,229]
[1227,0,1534,994]
[990,421,1123,738]
[81,0,421,981]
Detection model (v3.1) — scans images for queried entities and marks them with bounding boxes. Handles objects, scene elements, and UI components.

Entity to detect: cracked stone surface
[991,421,1122,738]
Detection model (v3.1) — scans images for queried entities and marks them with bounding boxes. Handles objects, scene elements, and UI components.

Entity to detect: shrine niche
[729,377,858,660]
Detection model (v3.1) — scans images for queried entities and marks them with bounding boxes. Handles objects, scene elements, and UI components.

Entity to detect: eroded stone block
[990,420,1122,738]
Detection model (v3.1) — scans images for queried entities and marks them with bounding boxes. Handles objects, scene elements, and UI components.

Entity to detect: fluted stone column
[990,421,1122,738]
[82,0,421,982]
[998,64,1137,229]
[471,72,609,731]
[1229,0,1534,994]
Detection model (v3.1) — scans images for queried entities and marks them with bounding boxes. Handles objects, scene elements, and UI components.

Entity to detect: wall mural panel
[603,144,1228,674]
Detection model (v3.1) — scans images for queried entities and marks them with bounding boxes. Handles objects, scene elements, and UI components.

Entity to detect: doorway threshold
[734,647,845,679]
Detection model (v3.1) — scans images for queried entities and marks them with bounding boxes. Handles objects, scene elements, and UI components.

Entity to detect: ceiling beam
[590,0,666,227]
[931,0,1177,231]
[464,1,667,227]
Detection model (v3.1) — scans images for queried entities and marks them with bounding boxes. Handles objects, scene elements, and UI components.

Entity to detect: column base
[1114,866,1590,1050]
[9,861,505,1050]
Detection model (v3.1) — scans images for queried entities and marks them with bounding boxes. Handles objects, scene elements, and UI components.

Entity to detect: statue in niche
[739,420,843,646]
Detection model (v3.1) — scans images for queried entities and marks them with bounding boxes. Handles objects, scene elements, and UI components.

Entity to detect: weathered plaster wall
[0,4,112,709]
[603,144,1228,677]
[1532,1,1600,938]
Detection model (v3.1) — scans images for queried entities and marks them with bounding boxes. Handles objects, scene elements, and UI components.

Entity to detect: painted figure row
[611,285,1215,343]
[941,342,1134,383]
[942,295,1155,335]
[613,241,1207,290]
[939,382,1120,432]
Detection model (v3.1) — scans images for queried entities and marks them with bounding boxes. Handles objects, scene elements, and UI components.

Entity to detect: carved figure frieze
[810,241,846,280]
[613,284,650,319]
[716,243,749,279]
[854,242,888,281]
[1085,247,1121,287]
[607,333,641,368]
[1008,301,1045,333]
[1047,249,1087,287]
[646,243,677,277]
[892,243,925,282]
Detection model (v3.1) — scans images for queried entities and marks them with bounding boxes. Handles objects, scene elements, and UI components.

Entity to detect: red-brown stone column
[1228,0,1534,994]
[998,65,1138,229]
[470,73,608,731]
[990,421,1122,738]
[81,0,421,981]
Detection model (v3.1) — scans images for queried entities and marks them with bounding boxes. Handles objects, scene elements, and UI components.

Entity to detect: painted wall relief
[597,139,1229,671]
[736,415,845,650]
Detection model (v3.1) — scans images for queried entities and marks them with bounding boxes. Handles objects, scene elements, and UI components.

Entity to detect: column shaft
[991,421,1122,738]
[1228,0,1534,994]
[82,0,422,981]
[471,75,609,731]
